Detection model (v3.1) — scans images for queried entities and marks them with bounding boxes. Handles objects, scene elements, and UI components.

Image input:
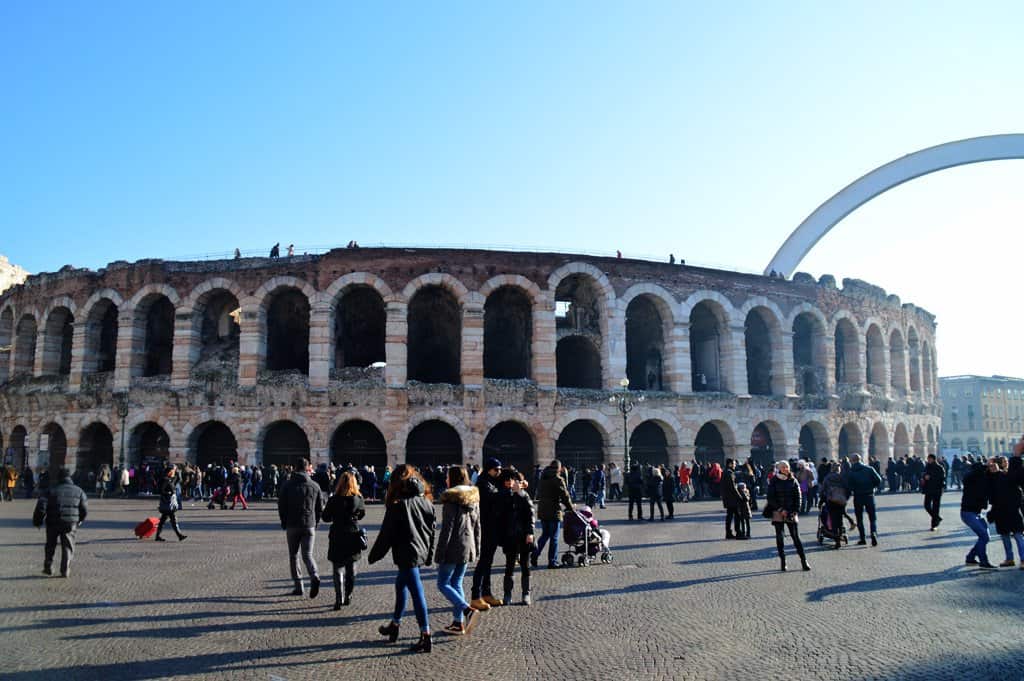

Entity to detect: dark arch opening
[630,421,669,467]
[266,289,311,373]
[139,296,175,377]
[626,296,665,391]
[744,310,772,396]
[694,423,726,465]
[798,425,818,461]
[834,320,859,385]
[85,300,118,374]
[262,421,311,468]
[908,329,921,392]
[484,286,532,380]
[690,302,723,392]
[869,423,888,460]
[9,426,27,470]
[331,420,387,469]
[196,290,240,372]
[42,307,74,376]
[129,422,169,467]
[890,330,907,392]
[483,421,534,473]
[42,423,67,470]
[335,286,386,370]
[193,422,238,468]
[0,308,13,382]
[555,421,604,471]
[838,423,861,459]
[13,315,37,376]
[866,326,885,387]
[750,422,774,468]
[408,285,461,384]
[556,336,601,389]
[78,423,115,473]
[406,420,463,469]
[792,313,824,395]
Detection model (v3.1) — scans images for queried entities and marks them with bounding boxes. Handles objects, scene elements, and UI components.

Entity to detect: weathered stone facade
[0,248,940,473]
[0,255,29,296]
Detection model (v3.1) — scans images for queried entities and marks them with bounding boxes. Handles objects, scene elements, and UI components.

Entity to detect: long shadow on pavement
[543,570,777,602]
[804,565,982,602]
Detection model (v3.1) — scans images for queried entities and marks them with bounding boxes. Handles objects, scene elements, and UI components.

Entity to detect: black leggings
[628,494,644,519]
[333,560,355,599]
[156,512,183,538]
[649,498,665,519]
[773,521,805,559]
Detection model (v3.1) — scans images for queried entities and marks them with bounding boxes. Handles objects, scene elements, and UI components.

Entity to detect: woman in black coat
[155,468,187,542]
[322,471,366,609]
[765,461,809,572]
[368,465,436,653]
[987,456,1024,567]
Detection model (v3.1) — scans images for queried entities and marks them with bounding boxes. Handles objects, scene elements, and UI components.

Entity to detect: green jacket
[536,467,573,522]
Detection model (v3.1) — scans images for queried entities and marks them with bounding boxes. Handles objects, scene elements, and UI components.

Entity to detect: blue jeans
[1001,532,1024,562]
[436,562,469,621]
[393,567,430,633]
[533,520,560,565]
[960,511,990,563]
[594,488,606,508]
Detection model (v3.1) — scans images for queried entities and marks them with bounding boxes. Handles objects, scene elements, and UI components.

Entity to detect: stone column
[726,324,749,395]
[67,321,87,392]
[113,311,135,391]
[460,296,484,387]
[171,310,195,389]
[532,294,556,388]
[385,301,408,387]
[776,333,796,396]
[605,310,626,389]
[308,300,331,391]
[823,334,836,394]
[33,324,48,378]
[668,321,691,393]
[238,304,261,387]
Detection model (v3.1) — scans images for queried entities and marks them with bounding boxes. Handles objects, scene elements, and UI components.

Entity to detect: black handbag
[762,504,774,519]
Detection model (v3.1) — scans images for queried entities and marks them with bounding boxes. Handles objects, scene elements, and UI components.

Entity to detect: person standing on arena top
[278,458,325,598]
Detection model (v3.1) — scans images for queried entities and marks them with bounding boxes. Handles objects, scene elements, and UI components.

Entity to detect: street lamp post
[115,392,129,475]
[609,378,644,472]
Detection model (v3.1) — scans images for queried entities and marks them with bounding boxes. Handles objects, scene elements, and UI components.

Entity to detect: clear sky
[2,2,1022,377]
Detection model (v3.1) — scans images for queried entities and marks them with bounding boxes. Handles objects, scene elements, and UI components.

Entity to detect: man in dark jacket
[721,459,741,538]
[626,464,645,521]
[33,467,88,578]
[470,457,504,610]
[532,460,574,569]
[278,458,325,598]
[922,454,947,530]
[960,461,996,569]
[846,454,883,546]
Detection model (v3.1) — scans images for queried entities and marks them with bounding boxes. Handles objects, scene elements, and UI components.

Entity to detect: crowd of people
[22,436,1024,654]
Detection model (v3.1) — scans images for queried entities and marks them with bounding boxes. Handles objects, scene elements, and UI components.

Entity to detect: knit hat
[484,457,502,472]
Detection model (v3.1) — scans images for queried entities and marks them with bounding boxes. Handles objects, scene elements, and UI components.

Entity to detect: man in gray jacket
[33,467,88,578]
[278,458,325,598]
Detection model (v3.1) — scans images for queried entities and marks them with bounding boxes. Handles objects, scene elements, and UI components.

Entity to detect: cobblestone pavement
[1,490,1021,681]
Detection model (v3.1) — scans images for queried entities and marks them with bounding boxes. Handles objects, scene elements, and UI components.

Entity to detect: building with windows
[940,375,1024,456]
[0,248,940,474]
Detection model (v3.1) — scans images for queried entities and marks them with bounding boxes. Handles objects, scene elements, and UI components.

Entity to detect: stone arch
[187,420,240,467]
[798,420,832,460]
[913,424,926,456]
[868,422,889,461]
[479,274,545,309]
[256,279,315,374]
[395,410,472,463]
[181,277,246,312]
[738,298,786,396]
[889,328,907,393]
[550,409,615,443]
[555,419,610,470]
[128,287,178,378]
[832,312,862,385]
[749,419,788,463]
[80,291,124,376]
[80,289,127,321]
[401,272,471,307]
[40,299,76,376]
[12,310,39,376]
[407,284,462,384]
[0,305,14,382]
[623,288,676,391]
[684,292,735,393]
[693,420,737,466]
[185,282,242,377]
[864,322,887,387]
[330,419,388,470]
[838,421,864,459]
[547,262,616,311]
[258,419,312,468]
[127,421,170,468]
[40,422,68,470]
[405,419,464,469]
[127,283,182,310]
[765,134,1024,276]
[789,304,828,395]
[894,423,911,458]
[483,285,533,380]
[483,420,537,473]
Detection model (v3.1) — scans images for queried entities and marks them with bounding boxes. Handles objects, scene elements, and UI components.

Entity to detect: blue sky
[2,2,1022,376]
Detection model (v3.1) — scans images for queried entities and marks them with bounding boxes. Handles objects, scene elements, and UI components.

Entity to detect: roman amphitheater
[0,248,940,474]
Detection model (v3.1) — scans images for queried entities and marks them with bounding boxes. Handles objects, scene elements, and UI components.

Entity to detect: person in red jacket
[678,464,692,502]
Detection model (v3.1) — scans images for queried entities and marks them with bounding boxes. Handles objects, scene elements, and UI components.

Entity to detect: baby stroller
[207,486,229,510]
[561,506,613,567]
[816,504,849,546]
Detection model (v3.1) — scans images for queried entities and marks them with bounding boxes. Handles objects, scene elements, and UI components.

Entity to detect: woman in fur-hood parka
[435,483,481,565]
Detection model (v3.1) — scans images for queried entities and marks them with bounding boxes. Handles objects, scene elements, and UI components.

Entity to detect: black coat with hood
[33,471,88,530]
[536,466,573,522]
[435,485,481,565]
[322,494,366,563]
[368,477,436,569]
[959,463,988,514]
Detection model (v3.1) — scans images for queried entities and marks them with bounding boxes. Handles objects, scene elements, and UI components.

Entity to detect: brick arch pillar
[532,294,556,388]
[171,310,195,389]
[308,300,331,391]
[113,312,134,391]
[726,324,749,395]
[238,304,260,387]
[461,298,484,387]
[667,321,691,394]
[385,301,408,387]
[68,321,88,393]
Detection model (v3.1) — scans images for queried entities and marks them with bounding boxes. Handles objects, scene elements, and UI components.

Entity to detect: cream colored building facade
[940,375,1024,456]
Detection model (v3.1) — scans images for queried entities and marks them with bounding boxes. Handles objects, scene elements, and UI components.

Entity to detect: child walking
[735,482,752,539]
[500,469,536,606]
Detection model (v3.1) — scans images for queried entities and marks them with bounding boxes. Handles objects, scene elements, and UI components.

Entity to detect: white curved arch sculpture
[766,134,1024,277]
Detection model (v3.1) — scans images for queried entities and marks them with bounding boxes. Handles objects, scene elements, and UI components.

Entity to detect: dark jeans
[609,483,621,501]
[827,503,844,541]
[533,520,560,566]
[156,511,184,539]
[503,543,531,597]
[773,520,805,559]
[853,494,878,541]
[628,494,644,520]
[737,514,750,538]
[923,492,943,528]
[393,566,429,633]
[649,498,665,519]
[665,498,675,518]
[44,525,76,575]
[725,506,739,536]
[960,511,990,563]
[471,537,499,599]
